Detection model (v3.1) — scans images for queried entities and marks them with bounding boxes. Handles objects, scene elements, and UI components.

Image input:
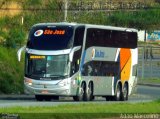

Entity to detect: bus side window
[86,29,97,48]
[74,26,85,47]
[128,32,137,48]
[103,30,112,47]
[111,30,120,47]
[121,31,128,48]
[71,62,76,75]
[70,59,80,76]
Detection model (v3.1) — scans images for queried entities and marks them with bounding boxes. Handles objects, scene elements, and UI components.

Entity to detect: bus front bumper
[24,82,71,96]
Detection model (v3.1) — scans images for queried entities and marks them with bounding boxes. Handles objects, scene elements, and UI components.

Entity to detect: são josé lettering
[44,29,65,35]
[34,29,65,37]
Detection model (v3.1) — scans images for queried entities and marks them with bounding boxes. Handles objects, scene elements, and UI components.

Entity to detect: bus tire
[87,82,94,101]
[114,84,122,101]
[73,82,86,101]
[35,95,43,101]
[122,83,128,101]
[80,82,87,101]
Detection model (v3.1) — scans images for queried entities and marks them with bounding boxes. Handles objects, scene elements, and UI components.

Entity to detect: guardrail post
[149,46,153,78]
[141,46,144,79]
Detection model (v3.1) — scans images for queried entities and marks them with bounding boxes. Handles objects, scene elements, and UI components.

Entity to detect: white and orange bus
[18,22,138,101]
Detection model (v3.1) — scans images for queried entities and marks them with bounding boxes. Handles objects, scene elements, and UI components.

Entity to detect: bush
[0,47,24,94]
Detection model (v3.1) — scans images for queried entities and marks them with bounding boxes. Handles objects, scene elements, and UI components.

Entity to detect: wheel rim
[123,84,128,100]
[79,83,84,98]
[117,89,120,99]
[116,85,121,101]
[88,88,92,96]
[88,83,93,100]
[80,87,84,96]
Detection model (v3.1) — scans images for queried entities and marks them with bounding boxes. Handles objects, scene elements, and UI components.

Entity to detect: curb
[0,95,34,100]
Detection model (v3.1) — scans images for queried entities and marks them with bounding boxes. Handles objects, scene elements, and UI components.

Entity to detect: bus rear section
[78,26,138,101]
[80,48,138,101]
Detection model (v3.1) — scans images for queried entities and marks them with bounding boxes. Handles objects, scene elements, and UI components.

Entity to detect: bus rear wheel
[122,83,128,101]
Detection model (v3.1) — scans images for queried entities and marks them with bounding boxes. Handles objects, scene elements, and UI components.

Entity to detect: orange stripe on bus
[120,48,132,81]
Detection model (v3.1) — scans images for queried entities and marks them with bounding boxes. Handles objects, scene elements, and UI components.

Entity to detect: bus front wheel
[122,83,128,101]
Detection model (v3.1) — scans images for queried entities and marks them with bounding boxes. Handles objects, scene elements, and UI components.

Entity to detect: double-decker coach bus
[18,22,138,101]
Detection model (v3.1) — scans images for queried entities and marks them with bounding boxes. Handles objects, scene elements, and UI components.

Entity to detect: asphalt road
[0,85,159,108]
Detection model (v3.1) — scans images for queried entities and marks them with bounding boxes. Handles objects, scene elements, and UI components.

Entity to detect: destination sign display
[44,29,65,35]
[28,25,73,50]
[30,55,45,59]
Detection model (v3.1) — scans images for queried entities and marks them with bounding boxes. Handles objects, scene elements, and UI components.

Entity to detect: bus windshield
[25,54,69,80]
[27,25,74,50]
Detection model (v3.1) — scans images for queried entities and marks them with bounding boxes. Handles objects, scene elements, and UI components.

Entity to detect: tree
[107,8,160,30]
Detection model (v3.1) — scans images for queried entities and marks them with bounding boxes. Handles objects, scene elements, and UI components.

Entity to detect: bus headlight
[24,78,33,86]
[28,82,32,86]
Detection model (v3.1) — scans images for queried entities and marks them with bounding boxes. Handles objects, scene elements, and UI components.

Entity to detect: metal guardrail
[138,46,160,78]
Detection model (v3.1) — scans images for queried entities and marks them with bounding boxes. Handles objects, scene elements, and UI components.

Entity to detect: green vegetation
[0,100,160,119]
[107,9,160,30]
[139,78,160,84]
[0,0,160,94]
[0,47,24,94]
[0,0,159,48]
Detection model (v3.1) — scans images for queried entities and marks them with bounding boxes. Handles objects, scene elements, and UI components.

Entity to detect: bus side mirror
[17,46,26,62]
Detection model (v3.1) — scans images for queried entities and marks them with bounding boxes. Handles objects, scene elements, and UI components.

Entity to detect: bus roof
[33,22,138,32]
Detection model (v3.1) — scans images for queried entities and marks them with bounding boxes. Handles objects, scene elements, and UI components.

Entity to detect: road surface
[0,85,159,108]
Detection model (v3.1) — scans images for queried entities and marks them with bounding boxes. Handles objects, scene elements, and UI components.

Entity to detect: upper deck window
[27,25,74,50]
[86,28,137,49]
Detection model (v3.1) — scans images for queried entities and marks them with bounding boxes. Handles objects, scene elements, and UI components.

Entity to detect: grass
[138,41,160,46]
[138,78,160,84]
[0,100,160,119]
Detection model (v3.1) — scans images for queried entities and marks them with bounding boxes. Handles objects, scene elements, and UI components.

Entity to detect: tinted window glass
[27,25,74,50]
[82,61,120,76]
[74,26,85,46]
[86,28,137,49]
[25,53,69,80]
[86,28,112,48]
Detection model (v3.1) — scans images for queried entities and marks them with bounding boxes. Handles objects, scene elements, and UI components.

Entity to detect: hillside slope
[0,47,24,94]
